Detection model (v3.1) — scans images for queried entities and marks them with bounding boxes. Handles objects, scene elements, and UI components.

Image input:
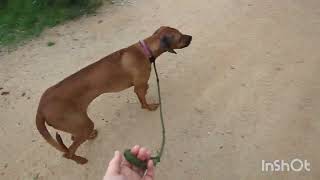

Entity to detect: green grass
[47,41,55,46]
[0,0,102,47]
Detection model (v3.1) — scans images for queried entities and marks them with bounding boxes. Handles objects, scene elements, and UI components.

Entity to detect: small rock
[219,146,223,149]
[194,107,203,114]
[17,122,21,126]
[1,91,9,95]
[27,97,31,99]
[0,87,3,90]
[102,118,105,121]
[230,66,235,70]
[241,83,246,87]
[179,159,183,162]
[32,140,36,142]
[248,4,253,6]
[296,60,304,64]
[241,135,245,139]
[98,20,103,24]
[275,67,283,71]
[216,131,225,136]
[183,151,188,154]
[21,92,26,97]
[4,163,8,168]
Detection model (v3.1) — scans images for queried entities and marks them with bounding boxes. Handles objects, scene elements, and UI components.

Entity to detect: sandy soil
[0,0,320,179]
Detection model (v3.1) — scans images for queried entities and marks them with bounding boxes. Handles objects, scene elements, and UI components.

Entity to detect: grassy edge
[0,0,104,49]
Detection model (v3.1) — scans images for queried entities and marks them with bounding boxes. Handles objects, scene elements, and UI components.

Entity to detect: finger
[131,166,144,177]
[130,146,145,175]
[121,166,143,179]
[137,147,148,161]
[131,145,140,156]
[146,150,151,159]
[143,160,155,180]
[105,151,122,176]
[121,158,132,169]
[121,145,140,169]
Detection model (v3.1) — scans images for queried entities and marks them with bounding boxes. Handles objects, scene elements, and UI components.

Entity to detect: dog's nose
[185,35,192,45]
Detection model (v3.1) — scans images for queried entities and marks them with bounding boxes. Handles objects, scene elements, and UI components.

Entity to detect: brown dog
[36,26,192,164]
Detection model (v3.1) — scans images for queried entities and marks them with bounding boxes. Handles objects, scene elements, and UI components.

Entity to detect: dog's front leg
[134,84,159,111]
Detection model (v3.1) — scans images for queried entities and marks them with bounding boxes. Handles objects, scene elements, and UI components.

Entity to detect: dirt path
[1,0,320,179]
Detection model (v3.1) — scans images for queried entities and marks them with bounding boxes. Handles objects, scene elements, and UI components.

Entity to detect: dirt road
[0,0,319,179]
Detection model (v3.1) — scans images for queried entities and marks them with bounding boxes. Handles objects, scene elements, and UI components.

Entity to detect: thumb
[105,151,122,176]
[142,160,155,180]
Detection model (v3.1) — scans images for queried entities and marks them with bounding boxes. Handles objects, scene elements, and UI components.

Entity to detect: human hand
[103,145,155,180]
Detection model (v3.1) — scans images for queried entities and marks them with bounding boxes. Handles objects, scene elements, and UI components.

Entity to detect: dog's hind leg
[63,115,96,164]
[71,124,97,141]
[88,129,98,140]
[63,136,88,164]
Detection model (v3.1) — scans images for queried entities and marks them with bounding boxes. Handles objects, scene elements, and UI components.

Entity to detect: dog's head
[153,26,192,54]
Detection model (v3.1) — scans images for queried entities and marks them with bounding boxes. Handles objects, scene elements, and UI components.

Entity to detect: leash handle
[124,149,160,170]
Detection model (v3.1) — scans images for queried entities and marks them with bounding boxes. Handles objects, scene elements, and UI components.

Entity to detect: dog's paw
[75,156,88,164]
[63,154,88,164]
[88,129,98,140]
[148,103,159,111]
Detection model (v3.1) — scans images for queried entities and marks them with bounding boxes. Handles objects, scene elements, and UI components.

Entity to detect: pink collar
[139,40,155,63]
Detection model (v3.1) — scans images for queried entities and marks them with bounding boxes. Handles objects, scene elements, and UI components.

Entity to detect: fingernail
[149,160,154,167]
[114,150,119,156]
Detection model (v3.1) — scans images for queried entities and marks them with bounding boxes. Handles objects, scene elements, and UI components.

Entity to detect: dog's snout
[187,35,192,43]
[187,35,192,42]
[184,35,192,46]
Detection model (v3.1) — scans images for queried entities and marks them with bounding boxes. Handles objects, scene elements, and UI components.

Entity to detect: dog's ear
[160,35,177,54]
[153,26,166,35]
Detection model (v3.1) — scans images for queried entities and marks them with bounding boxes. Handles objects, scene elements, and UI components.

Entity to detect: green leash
[123,61,166,170]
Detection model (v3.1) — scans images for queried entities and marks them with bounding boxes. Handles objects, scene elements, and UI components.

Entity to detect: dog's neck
[143,36,166,60]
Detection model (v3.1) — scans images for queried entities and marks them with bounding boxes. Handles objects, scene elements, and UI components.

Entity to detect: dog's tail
[36,111,68,153]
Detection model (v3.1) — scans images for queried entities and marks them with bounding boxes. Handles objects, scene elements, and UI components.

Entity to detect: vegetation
[47,41,55,46]
[0,0,102,46]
